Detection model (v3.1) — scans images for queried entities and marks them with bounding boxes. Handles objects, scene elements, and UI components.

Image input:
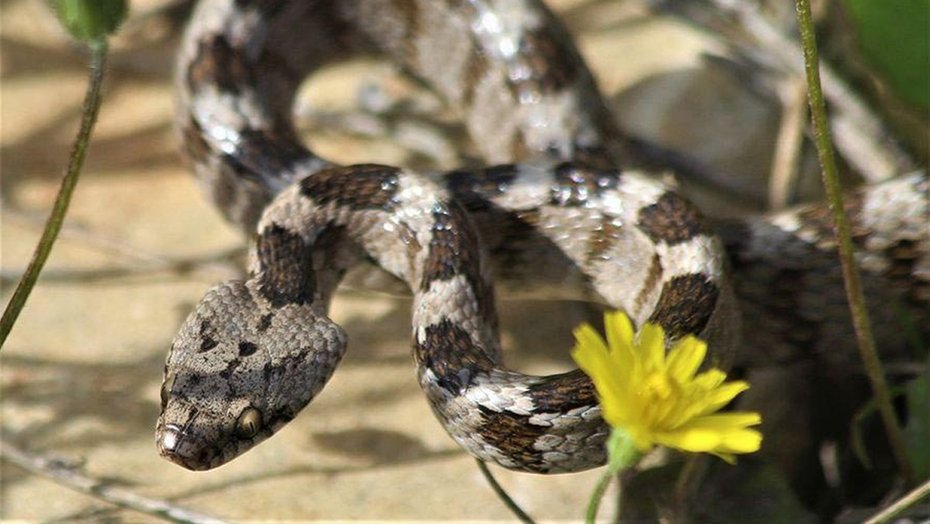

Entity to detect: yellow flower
[572,311,762,463]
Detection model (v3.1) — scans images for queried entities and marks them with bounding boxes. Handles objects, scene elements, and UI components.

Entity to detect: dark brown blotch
[238,341,259,357]
[205,126,309,222]
[199,337,219,352]
[448,164,518,196]
[524,369,596,412]
[186,34,253,95]
[797,192,868,247]
[445,164,518,211]
[233,127,309,177]
[257,313,273,332]
[516,28,581,95]
[637,192,706,245]
[256,223,315,307]
[420,203,496,329]
[421,202,480,287]
[300,164,401,210]
[198,320,219,352]
[413,319,495,394]
[475,406,548,471]
[648,274,719,338]
[634,253,663,312]
[219,358,242,380]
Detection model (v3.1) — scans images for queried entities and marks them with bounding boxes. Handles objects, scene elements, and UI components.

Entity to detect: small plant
[572,311,762,521]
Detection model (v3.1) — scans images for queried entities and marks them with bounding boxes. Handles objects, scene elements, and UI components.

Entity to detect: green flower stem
[586,468,616,523]
[586,428,639,523]
[794,0,913,484]
[0,41,108,348]
[476,459,535,524]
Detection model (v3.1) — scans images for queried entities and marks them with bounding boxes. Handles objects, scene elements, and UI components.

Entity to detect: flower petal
[572,324,629,426]
[605,310,634,350]
[573,345,619,396]
[655,412,762,454]
[573,323,608,355]
[604,312,637,377]
[637,323,666,372]
[691,368,727,390]
[719,429,764,454]
[654,427,723,453]
[666,336,706,383]
[695,381,750,416]
[679,412,762,432]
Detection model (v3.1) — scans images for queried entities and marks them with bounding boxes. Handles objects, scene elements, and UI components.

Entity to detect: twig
[794,0,914,484]
[3,207,191,267]
[0,42,108,348]
[0,263,234,287]
[672,454,707,515]
[0,436,227,524]
[1,209,245,284]
[865,477,930,524]
[768,77,808,209]
[0,249,242,287]
[475,459,535,523]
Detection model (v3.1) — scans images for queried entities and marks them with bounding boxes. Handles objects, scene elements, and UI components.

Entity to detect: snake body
[157,0,929,475]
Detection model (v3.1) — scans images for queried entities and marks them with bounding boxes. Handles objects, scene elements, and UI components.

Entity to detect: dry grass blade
[0,436,228,524]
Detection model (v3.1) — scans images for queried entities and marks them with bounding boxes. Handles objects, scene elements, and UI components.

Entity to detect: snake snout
[157,423,217,471]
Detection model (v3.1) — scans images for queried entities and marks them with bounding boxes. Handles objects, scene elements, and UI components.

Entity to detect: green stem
[475,459,535,524]
[0,41,108,349]
[586,468,615,523]
[586,429,639,523]
[794,0,913,484]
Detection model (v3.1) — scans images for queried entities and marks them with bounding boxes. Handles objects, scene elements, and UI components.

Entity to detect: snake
[156,0,930,476]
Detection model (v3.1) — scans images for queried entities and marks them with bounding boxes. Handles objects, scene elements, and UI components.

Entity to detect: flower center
[638,372,684,428]
[643,372,674,400]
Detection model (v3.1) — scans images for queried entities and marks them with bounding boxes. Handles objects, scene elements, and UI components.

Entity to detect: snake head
[155,280,346,470]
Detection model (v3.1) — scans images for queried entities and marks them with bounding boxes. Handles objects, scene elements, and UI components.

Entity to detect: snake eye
[160,372,176,410]
[235,407,263,439]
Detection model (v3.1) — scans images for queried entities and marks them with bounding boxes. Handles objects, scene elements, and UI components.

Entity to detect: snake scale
[157,0,929,477]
